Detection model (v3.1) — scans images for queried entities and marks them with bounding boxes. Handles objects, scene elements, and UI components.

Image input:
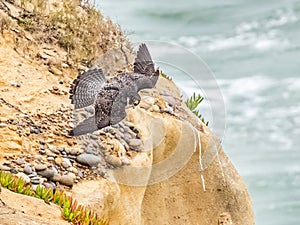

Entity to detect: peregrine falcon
[69,43,159,136]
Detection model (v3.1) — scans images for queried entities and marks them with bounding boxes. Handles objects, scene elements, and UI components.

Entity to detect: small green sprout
[185,93,209,126]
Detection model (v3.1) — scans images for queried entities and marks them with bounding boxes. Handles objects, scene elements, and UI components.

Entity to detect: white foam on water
[175,6,297,53]
[236,21,260,33]
[235,7,298,32]
[176,31,290,52]
[285,77,300,91]
[268,132,293,150]
[253,38,289,51]
[265,8,298,28]
[218,75,276,97]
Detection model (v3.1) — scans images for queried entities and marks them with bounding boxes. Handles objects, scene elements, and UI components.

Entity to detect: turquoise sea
[97,0,300,224]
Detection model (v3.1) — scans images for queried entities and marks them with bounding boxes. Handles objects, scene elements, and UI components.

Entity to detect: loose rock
[24,165,33,174]
[28,172,37,178]
[50,148,60,154]
[52,166,58,174]
[77,170,84,178]
[34,164,47,171]
[129,139,143,147]
[54,157,62,166]
[47,156,55,161]
[16,172,30,183]
[31,177,42,184]
[16,158,25,165]
[60,174,75,186]
[70,149,78,156]
[37,169,54,179]
[0,123,7,128]
[39,148,46,155]
[0,165,11,171]
[152,105,160,112]
[3,161,11,166]
[76,154,101,167]
[106,155,122,167]
[43,182,56,191]
[49,67,63,76]
[61,158,72,168]
[51,174,61,182]
[67,167,78,175]
[30,128,40,134]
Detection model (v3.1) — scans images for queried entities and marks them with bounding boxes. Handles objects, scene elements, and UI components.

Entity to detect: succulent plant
[185,93,209,126]
[0,171,109,224]
[35,184,53,202]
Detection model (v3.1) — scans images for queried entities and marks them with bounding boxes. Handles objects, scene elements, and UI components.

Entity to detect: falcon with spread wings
[69,44,159,136]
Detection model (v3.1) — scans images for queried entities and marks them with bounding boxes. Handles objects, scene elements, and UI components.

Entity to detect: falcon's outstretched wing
[69,116,98,136]
[70,88,128,136]
[69,68,105,109]
[134,43,155,75]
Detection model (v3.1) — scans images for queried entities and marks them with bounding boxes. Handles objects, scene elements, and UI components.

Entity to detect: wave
[236,6,298,33]
[176,31,291,52]
[218,75,300,147]
[174,5,298,52]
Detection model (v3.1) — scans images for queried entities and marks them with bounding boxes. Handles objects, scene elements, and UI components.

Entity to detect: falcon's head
[128,92,141,106]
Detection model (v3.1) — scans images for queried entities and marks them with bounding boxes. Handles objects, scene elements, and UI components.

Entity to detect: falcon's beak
[133,99,140,106]
[155,67,159,73]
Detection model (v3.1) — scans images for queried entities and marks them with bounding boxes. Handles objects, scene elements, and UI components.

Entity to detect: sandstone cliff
[0,1,254,224]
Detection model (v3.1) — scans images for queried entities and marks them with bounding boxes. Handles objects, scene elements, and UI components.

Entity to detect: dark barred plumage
[69,43,159,136]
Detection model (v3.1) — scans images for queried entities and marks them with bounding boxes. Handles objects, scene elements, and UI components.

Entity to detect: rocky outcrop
[0,1,254,224]
[69,77,254,225]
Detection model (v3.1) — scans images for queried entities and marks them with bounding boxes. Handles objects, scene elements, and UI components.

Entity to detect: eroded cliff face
[0,1,254,225]
[69,78,254,225]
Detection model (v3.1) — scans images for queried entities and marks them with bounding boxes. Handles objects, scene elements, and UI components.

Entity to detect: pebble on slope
[60,173,75,186]
[37,169,54,179]
[76,154,101,167]
[24,165,33,174]
[34,164,47,171]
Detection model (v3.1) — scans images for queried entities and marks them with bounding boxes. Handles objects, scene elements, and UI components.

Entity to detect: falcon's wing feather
[95,89,127,128]
[70,89,116,136]
[70,68,106,109]
[130,73,154,91]
[69,116,98,136]
[134,43,155,75]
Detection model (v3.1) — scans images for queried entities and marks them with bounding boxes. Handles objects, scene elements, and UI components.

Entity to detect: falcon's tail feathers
[69,116,98,136]
[70,69,105,109]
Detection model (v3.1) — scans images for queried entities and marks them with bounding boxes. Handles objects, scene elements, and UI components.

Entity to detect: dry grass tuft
[3,0,127,66]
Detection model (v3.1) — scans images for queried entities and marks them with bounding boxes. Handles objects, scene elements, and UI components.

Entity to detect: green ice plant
[22,185,34,196]
[0,171,13,188]
[35,184,53,202]
[0,171,109,224]
[185,93,209,126]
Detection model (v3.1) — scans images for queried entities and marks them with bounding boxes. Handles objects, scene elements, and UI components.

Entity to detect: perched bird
[69,43,159,136]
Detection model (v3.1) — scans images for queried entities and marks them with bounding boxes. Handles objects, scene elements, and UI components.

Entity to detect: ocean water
[97,0,300,224]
